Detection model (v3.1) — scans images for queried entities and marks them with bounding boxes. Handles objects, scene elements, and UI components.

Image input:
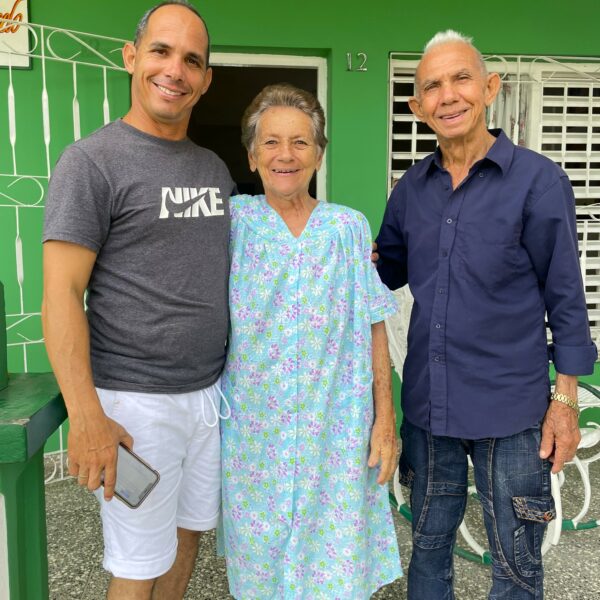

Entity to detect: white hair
[423,29,474,53]
[414,29,488,95]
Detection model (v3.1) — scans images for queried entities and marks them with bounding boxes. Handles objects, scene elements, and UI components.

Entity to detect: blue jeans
[399,419,555,600]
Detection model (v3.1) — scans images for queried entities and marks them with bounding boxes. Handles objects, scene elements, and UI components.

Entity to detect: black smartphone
[113,443,160,509]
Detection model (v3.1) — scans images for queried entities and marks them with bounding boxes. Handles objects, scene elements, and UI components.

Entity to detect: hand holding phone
[114,443,160,509]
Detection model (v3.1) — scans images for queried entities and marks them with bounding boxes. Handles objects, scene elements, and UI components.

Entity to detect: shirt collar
[485,129,513,175]
[424,128,514,178]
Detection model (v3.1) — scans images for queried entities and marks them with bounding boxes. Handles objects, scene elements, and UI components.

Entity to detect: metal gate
[0,19,129,482]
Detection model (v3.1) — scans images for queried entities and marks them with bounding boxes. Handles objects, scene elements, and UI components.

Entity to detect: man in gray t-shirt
[42,2,234,598]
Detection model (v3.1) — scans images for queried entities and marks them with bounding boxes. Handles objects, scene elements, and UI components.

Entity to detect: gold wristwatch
[550,392,579,415]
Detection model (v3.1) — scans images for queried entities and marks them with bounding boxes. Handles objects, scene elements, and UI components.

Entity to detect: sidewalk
[46,450,600,599]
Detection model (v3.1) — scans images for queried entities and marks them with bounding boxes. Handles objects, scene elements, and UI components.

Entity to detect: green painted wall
[1,1,599,449]
[30,0,600,229]
[4,0,598,368]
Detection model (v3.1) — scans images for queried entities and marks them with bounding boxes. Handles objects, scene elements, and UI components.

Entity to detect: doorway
[187,54,327,199]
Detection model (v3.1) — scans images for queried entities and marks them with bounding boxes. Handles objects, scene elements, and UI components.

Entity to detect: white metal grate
[388,53,600,349]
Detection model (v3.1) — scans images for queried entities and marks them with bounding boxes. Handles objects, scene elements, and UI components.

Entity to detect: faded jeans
[399,419,555,600]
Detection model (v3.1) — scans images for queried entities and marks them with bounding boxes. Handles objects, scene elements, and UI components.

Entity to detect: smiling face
[249,106,323,204]
[408,41,500,145]
[122,4,212,140]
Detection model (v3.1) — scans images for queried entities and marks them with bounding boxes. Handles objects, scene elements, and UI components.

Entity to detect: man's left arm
[540,372,580,473]
[523,175,597,472]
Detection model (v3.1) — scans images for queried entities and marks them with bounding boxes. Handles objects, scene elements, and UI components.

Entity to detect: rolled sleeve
[548,343,597,376]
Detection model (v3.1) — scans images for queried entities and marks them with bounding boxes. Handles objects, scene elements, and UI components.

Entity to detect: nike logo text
[159,187,225,219]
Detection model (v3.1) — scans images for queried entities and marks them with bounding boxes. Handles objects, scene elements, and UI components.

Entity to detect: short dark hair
[134,1,211,66]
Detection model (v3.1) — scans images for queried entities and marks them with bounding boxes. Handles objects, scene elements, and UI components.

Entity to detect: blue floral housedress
[222,195,402,599]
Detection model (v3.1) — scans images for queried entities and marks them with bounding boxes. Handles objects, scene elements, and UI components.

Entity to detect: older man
[42,2,234,598]
[376,30,596,599]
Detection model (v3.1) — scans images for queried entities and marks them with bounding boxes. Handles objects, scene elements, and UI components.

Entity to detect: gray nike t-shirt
[43,120,235,393]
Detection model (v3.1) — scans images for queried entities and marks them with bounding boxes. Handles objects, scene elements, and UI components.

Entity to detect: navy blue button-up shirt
[376,129,597,439]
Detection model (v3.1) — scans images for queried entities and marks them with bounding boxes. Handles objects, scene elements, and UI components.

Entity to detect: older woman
[221,83,402,599]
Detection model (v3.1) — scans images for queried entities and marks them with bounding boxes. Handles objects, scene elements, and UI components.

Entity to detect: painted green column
[0,373,66,600]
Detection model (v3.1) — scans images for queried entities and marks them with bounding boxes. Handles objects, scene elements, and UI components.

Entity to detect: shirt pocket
[455,220,522,293]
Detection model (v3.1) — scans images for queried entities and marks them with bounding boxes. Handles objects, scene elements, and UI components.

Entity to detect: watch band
[550,392,579,414]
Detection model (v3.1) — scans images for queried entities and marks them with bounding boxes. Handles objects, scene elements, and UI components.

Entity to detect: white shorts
[95,382,223,580]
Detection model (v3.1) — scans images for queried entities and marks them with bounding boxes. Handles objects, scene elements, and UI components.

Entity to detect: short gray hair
[241,84,328,155]
[134,1,211,65]
[422,29,487,75]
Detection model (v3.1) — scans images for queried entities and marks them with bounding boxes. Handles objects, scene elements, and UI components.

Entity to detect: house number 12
[346,52,368,72]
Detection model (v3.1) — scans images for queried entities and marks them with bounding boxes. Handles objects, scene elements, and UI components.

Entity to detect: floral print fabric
[222,195,402,599]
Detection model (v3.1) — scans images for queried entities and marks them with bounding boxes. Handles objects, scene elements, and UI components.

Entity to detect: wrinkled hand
[371,241,379,264]
[68,415,133,500]
[539,400,580,474]
[368,413,398,485]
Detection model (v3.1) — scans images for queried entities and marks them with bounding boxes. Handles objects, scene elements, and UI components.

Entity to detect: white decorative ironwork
[14,207,24,367]
[0,20,128,482]
[0,17,128,70]
[103,66,110,125]
[7,54,16,175]
[40,27,51,179]
[44,450,69,485]
[0,175,45,206]
[72,63,80,141]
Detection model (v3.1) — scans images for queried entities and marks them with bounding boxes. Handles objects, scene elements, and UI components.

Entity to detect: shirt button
[438,288,445,294]
[441,250,448,257]
[435,323,441,329]
[479,172,485,177]
[446,218,453,224]
[433,356,440,362]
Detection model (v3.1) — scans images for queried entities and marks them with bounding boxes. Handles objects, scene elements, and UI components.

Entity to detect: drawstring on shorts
[201,382,231,427]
